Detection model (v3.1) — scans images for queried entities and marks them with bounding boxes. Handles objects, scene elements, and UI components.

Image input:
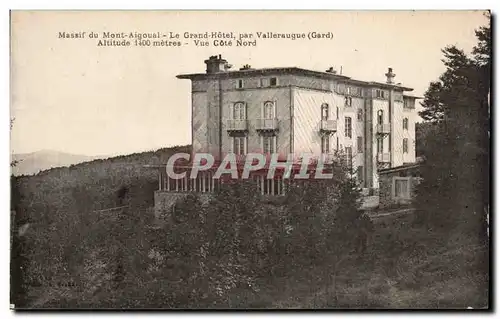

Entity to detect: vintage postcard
[10,10,490,309]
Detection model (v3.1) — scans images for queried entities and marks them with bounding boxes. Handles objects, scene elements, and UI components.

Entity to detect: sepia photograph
[9,10,491,309]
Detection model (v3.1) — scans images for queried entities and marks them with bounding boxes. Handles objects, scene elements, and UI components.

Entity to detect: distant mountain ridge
[11,150,108,176]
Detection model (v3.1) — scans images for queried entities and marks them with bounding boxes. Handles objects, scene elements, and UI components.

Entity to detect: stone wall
[378,173,393,209]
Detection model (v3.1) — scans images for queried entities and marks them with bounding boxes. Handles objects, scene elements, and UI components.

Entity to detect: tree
[418,82,445,122]
[415,122,439,158]
[153,155,365,307]
[415,17,490,243]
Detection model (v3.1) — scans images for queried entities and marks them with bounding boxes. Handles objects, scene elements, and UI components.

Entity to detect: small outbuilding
[378,162,422,209]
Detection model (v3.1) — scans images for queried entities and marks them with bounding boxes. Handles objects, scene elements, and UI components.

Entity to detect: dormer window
[321,103,329,120]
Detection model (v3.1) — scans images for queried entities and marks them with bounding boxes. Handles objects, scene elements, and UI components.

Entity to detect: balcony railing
[319,120,337,132]
[376,123,391,135]
[226,119,248,131]
[255,118,279,131]
[377,153,390,163]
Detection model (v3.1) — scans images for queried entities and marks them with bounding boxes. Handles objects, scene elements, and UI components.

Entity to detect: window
[263,136,276,154]
[345,117,352,138]
[377,137,383,153]
[321,103,329,120]
[357,165,364,184]
[264,101,275,119]
[345,96,352,107]
[345,146,353,170]
[376,89,386,99]
[237,79,244,89]
[403,138,409,153]
[394,92,403,102]
[336,106,339,120]
[403,118,409,130]
[357,136,363,153]
[404,98,415,109]
[377,110,384,125]
[233,136,246,155]
[233,102,246,120]
[346,86,351,95]
[260,78,269,87]
[270,77,278,86]
[336,136,339,150]
[357,109,363,121]
[321,135,330,154]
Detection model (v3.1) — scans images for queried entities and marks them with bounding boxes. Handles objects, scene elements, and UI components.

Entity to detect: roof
[378,162,421,175]
[177,67,350,80]
[403,94,424,99]
[177,67,414,91]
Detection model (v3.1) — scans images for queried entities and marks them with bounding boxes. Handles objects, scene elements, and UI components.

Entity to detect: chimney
[325,67,337,74]
[385,67,396,84]
[204,54,228,74]
[240,64,254,71]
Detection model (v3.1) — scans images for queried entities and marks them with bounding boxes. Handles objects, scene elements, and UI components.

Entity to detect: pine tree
[415,15,490,243]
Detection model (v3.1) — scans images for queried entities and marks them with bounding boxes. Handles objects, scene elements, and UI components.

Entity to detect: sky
[10,10,489,156]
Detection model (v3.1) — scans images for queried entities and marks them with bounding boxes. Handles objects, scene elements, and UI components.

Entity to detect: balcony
[255,118,279,131]
[319,120,337,133]
[377,153,390,163]
[226,119,248,132]
[376,123,391,135]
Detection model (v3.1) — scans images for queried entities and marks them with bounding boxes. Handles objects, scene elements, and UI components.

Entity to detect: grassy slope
[11,145,190,307]
[13,145,190,220]
[265,213,489,309]
[12,144,488,309]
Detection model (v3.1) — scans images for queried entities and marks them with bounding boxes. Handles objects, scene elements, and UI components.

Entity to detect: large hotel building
[153,54,419,209]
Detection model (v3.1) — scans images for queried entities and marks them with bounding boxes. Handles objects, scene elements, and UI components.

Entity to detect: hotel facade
[154,54,418,208]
